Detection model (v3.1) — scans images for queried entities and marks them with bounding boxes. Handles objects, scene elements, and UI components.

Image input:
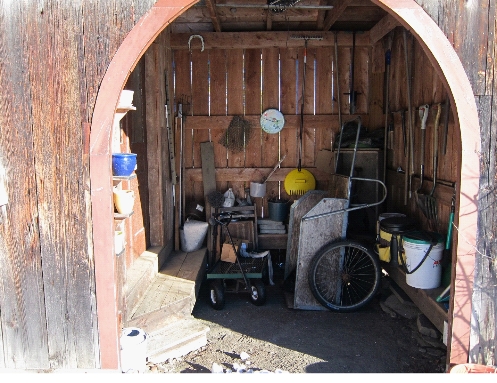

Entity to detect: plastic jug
[223,188,235,207]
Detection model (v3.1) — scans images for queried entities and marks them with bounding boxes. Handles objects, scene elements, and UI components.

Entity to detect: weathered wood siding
[0,0,156,369]
[0,0,495,371]
[407,0,497,367]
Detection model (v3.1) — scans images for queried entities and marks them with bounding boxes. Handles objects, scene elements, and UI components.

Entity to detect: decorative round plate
[260,109,285,134]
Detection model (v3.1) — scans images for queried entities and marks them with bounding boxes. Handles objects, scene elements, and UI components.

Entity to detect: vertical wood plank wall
[172,42,371,219]
[171,32,458,246]
[0,0,157,370]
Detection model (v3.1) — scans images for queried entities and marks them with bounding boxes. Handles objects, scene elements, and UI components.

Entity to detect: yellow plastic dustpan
[284,168,316,196]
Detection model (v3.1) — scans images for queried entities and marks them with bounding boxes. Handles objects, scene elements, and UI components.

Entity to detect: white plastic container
[403,232,444,289]
[113,188,135,215]
[180,218,209,252]
[223,188,235,207]
[120,327,147,373]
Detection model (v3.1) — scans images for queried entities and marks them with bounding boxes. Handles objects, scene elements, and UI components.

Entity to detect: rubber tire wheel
[308,240,381,312]
[209,280,225,310]
[249,279,266,306]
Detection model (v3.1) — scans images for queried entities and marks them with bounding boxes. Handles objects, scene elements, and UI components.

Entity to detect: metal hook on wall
[188,34,204,52]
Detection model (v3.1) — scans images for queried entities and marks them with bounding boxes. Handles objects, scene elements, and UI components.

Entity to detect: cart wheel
[308,240,381,312]
[209,280,225,310]
[249,279,266,306]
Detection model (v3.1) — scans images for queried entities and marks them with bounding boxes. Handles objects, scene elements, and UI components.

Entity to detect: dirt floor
[149,259,448,374]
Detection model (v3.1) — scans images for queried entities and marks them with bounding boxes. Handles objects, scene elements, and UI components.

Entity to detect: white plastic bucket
[120,327,147,373]
[403,232,444,289]
[180,218,209,252]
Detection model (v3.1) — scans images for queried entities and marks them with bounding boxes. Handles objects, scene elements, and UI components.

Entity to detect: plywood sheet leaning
[293,198,348,310]
[201,142,216,258]
[284,190,327,280]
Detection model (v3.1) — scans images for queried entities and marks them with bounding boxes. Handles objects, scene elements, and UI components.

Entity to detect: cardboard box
[220,238,242,263]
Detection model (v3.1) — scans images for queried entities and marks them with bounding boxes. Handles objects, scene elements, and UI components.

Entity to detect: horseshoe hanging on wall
[188,34,204,52]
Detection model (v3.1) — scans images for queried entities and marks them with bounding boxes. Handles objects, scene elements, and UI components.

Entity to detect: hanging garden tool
[425,103,442,231]
[383,34,393,185]
[284,36,318,196]
[250,155,286,198]
[342,32,359,114]
[415,104,429,216]
[404,29,414,204]
[442,191,456,267]
[442,96,450,155]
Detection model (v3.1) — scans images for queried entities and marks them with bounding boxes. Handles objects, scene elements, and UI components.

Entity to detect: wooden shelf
[258,233,287,249]
[382,263,448,333]
[116,105,136,113]
[114,211,134,220]
[112,173,137,181]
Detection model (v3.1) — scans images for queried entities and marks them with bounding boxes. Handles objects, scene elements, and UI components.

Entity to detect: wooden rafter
[369,13,400,44]
[322,0,353,31]
[266,7,273,31]
[170,31,370,50]
[316,0,329,30]
[205,0,222,32]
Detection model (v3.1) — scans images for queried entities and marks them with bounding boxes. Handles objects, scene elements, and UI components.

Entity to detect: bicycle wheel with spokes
[308,240,381,312]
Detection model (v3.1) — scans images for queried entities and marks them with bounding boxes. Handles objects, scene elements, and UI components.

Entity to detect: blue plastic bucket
[112,153,137,177]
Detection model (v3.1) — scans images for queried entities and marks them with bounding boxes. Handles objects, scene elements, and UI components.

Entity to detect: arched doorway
[90,0,480,369]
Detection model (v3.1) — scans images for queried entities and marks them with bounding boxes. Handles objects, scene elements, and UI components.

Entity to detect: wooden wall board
[260,47,282,213]
[244,49,263,169]
[188,49,209,205]
[337,46,352,115]
[208,49,229,194]
[315,46,334,115]
[173,50,192,114]
[174,117,182,250]
[186,167,334,183]
[368,71,384,130]
[223,49,246,198]
[163,29,177,263]
[201,142,217,200]
[209,49,227,116]
[144,40,165,248]
[184,114,369,131]
[354,46,370,115]
[191,49,210,170]
[301,46,315,116]
[170,32,373,51]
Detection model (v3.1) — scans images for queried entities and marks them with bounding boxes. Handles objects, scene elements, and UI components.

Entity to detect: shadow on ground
[177,263,446,374]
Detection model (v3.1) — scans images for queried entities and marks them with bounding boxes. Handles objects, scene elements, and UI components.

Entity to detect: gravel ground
[148,267,447,375]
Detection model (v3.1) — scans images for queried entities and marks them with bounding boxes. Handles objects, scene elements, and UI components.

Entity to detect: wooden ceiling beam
[322,0,353,31]
[170,31,371,49]
[316,0,329,30]
[205,0,222,32]
[369,13,400,45]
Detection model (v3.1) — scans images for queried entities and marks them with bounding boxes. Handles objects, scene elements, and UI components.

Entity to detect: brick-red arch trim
[90,0,198,369]
[91,0,480,369]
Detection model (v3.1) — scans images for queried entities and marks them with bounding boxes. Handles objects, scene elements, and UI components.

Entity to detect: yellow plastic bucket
[376,213,406,262]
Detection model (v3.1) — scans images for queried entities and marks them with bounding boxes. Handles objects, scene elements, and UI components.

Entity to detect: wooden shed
[0,0,495,372]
